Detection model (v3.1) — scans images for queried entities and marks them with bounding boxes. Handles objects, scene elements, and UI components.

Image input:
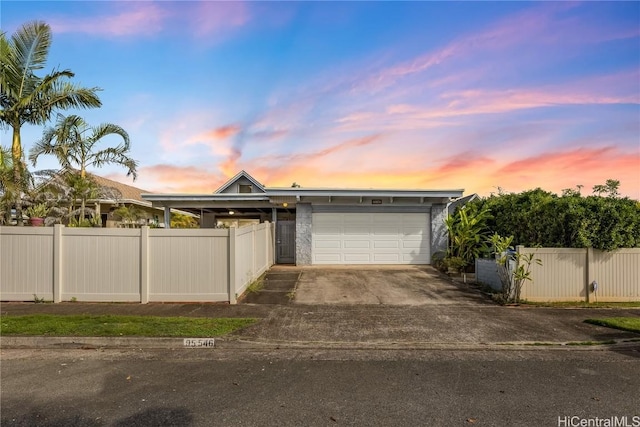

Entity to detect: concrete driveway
[293,266,489,305]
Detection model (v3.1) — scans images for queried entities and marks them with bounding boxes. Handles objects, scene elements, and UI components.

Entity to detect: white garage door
[312,212,430,265]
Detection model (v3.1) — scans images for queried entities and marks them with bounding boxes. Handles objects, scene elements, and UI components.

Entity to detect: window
[239,184,252,193]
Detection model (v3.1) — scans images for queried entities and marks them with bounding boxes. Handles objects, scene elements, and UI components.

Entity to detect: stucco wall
[430,204,448,257]
[295,203,312,265]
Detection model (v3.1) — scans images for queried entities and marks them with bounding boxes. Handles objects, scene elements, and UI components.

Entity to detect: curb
[2,336,639,351]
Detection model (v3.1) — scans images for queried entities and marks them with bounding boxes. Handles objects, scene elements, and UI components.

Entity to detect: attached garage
[312,212,431,265]
[143,170,464,266]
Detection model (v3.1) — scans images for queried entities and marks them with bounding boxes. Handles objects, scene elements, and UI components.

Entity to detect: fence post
[140,226,150,304]
[264,223,273,270]
[229,227,237,304]
[252,224,257,277]
[52,225,63,303]
[585,247,594,303]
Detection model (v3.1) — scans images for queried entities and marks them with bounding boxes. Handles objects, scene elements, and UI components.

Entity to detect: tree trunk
[12,126,23,226]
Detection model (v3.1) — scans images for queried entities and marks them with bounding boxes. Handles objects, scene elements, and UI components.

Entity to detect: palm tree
[0,20,102,224]
[30,114,138,221]
[0,146,14,224]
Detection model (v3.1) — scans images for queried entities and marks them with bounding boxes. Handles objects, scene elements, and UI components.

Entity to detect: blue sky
[2,1,639,197]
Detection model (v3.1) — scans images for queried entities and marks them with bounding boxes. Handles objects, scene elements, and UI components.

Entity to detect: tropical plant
[29,114,137,222]
[444,205,491,270]
[489,233,542,304]
[25,202,48,218]
[112,204,146,227]
[32,169,119,226]
[0,20,102,224]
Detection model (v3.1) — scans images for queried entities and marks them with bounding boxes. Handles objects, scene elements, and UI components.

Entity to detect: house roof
[90,174,151,204]
[142,171,465,209]
[214,170,266,194]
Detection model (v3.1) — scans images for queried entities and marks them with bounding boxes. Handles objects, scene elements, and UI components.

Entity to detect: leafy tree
[171,213,199,228]
[592,179,620,198]
[0,21,101,224]
[112,204,147,227]
[29,114,137,221]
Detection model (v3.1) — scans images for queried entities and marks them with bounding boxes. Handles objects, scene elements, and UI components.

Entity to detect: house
[90,174,199,228]
[142,170,464,265]
[36,171,195,228]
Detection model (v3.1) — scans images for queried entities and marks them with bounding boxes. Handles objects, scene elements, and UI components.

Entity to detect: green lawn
[0,315,256,337]
[584,317,640,334]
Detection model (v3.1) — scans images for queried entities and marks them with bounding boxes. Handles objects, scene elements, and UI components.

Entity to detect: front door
[276,220,296,264]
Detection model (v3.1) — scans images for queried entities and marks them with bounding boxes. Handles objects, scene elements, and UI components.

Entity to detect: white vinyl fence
[0,223,274,304]
[476,246,640,302]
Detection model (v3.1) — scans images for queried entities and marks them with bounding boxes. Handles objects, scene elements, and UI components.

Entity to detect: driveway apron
[293,266,489,306]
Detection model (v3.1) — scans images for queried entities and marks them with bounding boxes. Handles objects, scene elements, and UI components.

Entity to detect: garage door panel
[316,240,341,249]
[314,253,342,262]
[344,253,371,262]
[403,254,429,263]
[373,227,400,235]
[402,240,427,249]
[373,240,400,249]
[344,240,370,249]
[373,253,401,262]
[312,212,430,265]
[344,227,370,236]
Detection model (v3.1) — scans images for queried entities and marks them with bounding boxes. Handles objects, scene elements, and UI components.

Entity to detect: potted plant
[26,203,49,227]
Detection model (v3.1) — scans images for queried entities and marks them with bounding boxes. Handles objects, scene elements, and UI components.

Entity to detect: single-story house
[142,170,464,265]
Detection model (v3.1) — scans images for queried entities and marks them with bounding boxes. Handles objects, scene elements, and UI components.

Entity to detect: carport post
[163,207,171,228]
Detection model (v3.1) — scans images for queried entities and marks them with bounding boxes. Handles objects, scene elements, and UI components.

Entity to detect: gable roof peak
[214,170,265,193]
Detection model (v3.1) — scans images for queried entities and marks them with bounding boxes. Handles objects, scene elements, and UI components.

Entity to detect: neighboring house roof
[447,193,478,216]
[90,174,152,206]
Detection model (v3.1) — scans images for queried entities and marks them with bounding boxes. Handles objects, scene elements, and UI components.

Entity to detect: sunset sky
[2,1,639,198]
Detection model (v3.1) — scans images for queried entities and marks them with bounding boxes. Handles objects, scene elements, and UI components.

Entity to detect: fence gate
[276,220,295,264]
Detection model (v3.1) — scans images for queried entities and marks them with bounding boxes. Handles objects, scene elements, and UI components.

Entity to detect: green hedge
[468,189,640,251]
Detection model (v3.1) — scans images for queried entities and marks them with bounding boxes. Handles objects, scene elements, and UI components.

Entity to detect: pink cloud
[207,125,242,140]
[115,164,227,194]
[50,3,168,37]
[492,147,640,198]
[187,1,250,37]
[49,1,252,38]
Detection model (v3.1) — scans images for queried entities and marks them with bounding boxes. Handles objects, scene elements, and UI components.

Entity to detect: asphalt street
[2,347,639,427]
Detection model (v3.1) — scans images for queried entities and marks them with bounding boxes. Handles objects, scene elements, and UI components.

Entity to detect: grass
[246,276,265,294]
[0,315,257,337]
[522,301,640,308]
[584,317,640,334]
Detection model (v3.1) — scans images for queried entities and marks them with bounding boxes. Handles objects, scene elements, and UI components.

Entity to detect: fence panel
[0,227,54,301]
[1,223,273,304]
[148,229,229,302]
[234,225,257,297]
[62,228,141,302]
[475,258,501,291]
[519,248,587,302]
[591,248,640,302]
[254,223,273,277]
